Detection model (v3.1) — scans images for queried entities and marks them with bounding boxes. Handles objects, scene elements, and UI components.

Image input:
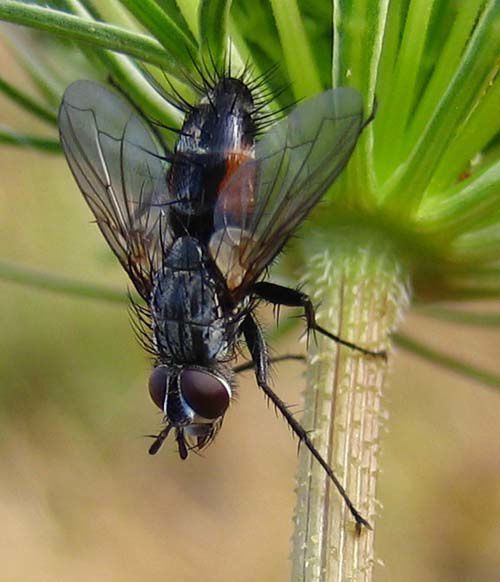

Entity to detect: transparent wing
[210,87,365,294]
[58,80,172,300]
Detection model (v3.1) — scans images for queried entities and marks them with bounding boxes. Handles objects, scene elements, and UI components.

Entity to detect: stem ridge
[292,231,409,581]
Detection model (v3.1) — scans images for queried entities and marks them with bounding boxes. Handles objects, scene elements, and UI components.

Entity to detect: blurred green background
[1,40,500,582]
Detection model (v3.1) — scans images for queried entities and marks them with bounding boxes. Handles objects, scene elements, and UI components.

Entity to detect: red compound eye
[148,367,169,410]
[180,369,231,420]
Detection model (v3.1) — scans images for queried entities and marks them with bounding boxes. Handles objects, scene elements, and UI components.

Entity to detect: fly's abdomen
[168,78,256,240]
[151,237,229,364]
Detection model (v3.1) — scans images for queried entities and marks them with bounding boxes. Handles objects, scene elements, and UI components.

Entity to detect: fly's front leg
[241,313,371,531]
[253,281,386,359]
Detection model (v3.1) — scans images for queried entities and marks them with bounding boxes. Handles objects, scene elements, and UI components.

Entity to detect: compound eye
[149,367,169,410]
[180,369,231,420]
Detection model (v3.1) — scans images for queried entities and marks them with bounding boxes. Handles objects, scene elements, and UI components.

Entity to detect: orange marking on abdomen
[217,151,256,223]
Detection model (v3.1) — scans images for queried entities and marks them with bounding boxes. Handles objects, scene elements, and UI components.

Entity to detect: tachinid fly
[58,67,383,530]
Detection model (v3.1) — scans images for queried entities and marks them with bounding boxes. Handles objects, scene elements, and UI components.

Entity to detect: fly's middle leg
[252,281,387,359]
[232,353,304,374]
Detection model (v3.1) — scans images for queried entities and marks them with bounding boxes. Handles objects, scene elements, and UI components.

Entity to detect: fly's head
[148,364,233,458]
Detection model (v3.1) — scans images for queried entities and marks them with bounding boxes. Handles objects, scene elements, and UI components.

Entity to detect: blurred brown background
[1,42,500,582]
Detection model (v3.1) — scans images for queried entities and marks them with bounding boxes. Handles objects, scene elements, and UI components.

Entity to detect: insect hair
[130,50,292,142]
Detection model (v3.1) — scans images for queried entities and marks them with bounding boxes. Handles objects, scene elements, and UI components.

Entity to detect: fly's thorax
[193,77,256,154]
[204,77,255,114]
[150,237,239,364]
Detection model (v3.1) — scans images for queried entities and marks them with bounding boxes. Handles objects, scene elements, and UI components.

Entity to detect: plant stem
[269,0,322,99]
[394,333,500,390]
[0,76,57,125]
[0,127,60,151]
[0,261,128,304]
[292,229,409,581]
[0,1,174,70]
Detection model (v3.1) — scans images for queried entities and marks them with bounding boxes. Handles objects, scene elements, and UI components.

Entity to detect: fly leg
[253,281,386,358]
[233,354,304,374]
[147,423,173,455]
[241,313,371,532]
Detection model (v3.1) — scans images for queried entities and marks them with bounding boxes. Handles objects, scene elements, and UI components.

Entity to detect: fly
[58,68,384,531]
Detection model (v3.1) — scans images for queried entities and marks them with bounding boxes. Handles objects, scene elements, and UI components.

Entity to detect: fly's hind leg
[252,281,386,359]
[241,313,371,532]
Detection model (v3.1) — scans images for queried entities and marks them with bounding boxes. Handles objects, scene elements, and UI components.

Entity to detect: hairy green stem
[292,230,409,581]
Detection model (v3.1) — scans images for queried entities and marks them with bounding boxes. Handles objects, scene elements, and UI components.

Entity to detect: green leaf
[118,0,197,69]
[427,72,500,195]
[199,0,231,68]
[0,261,129,304]
[406,0,485,154]
[0,1,177,70]
[230,0,292,108]
[2,29,72,107]
[418,306,500,327]
[331,0,392,203]
[0,126,60,151]
[269,0,322,99]
[419,159,500,237]
[176,0,200,39]
[375,0,436,177]
[154,0,197,44]
[381,0,500,217]
[53,0,184,127]
[395,332,500,390]
[296,0,332,89]
[0,75,57,125]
